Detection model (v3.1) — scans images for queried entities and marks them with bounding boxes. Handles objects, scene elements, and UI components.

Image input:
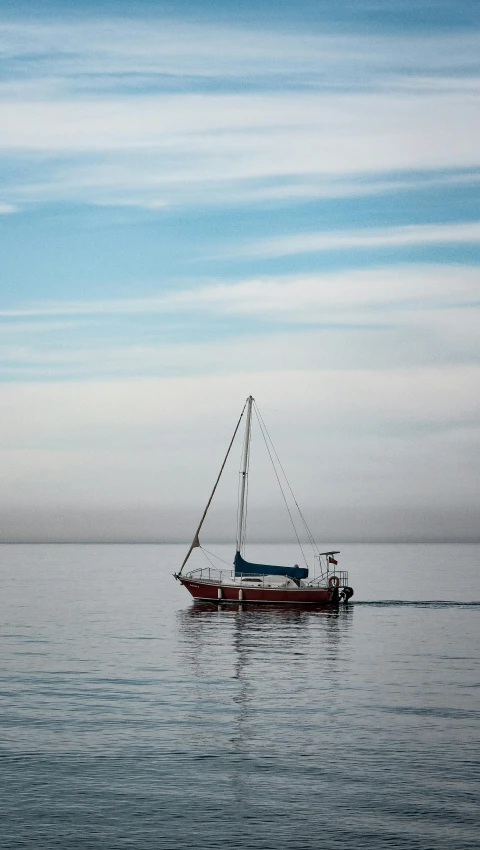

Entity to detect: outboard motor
[342,586,354,603]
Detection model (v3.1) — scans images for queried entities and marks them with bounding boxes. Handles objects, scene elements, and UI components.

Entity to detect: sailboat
[174,396,354,605]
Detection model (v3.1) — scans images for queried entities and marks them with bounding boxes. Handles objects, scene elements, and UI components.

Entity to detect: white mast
[236,395,254,554]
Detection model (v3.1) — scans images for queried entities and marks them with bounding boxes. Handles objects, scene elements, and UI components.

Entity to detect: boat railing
[185,567,296,586]
[307,570,349,588]
[185,566,233,583]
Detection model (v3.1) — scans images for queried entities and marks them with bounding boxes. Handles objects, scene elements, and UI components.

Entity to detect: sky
[0,0,479,544]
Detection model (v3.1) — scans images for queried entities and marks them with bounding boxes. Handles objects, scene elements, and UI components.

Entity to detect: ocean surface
[0,543,479,850]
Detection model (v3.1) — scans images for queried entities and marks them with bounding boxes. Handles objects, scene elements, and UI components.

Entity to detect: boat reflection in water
[176,602,354,808]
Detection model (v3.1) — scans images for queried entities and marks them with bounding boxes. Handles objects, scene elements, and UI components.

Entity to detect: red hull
[180,578,335,605]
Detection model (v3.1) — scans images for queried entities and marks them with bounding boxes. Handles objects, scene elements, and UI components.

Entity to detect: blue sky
[0,0,479,542]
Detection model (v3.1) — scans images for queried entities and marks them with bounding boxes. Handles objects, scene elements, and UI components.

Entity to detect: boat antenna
[236,395,254,555]
[178,398,248,575]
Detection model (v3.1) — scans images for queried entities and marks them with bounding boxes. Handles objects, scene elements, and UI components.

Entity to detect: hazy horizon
[1,504,478,545]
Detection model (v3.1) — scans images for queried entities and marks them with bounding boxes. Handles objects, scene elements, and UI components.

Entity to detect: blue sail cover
[234,552,308,580]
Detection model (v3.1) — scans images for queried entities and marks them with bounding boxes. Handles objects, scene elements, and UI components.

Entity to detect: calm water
[0,543,479,849]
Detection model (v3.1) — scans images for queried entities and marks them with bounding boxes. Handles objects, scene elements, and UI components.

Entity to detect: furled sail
[234,552,308,580]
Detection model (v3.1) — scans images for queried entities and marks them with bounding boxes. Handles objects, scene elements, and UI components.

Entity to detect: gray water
[0,543,479,849]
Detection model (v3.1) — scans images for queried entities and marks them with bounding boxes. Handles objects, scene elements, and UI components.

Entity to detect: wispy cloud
[1,87,478,213]
[1,20,479,95]
[1,264,479,322]
[0,265,478,385]
[0,16,479,210]
[245,221,480,258]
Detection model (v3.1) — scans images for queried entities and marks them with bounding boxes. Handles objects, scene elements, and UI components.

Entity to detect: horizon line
[0,539,478,546]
